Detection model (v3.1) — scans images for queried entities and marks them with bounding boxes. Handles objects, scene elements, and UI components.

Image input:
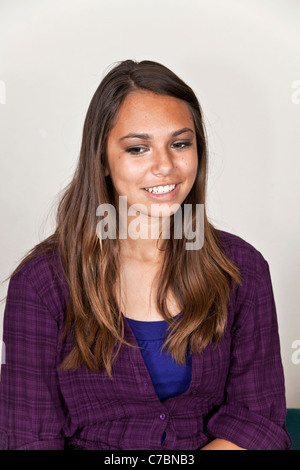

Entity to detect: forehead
[109,91,195,136]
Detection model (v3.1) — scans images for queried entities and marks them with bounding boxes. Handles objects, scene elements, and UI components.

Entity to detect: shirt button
[159,412,166,420]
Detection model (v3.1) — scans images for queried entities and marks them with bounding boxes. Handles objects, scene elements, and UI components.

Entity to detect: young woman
[0,60,291,450]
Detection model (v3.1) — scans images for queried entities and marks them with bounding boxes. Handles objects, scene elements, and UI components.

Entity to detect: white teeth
[145,184,176,194]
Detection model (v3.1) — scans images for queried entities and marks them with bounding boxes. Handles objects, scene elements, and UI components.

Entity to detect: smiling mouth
[143,183,177,195]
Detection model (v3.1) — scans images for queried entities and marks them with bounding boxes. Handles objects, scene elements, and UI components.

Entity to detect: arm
[201,438,246,450]
[0,269,66,450]
[206,258,291,450]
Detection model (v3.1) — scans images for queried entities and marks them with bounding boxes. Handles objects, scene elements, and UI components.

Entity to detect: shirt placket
[123,320,174,447]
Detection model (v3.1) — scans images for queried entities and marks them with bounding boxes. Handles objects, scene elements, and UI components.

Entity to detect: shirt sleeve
[0,270,66,450]
[206,258,292,450]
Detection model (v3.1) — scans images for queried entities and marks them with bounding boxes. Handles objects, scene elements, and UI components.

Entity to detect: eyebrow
[119,127,195,142]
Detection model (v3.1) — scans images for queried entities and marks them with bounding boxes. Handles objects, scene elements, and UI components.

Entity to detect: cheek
[120,162,147,186]
[180,153,198,177]
[191,153,199,177]
[109,163,142,196]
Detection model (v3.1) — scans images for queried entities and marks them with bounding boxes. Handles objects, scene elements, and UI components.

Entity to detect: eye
[171,141,192,150]
[125,146,148,155]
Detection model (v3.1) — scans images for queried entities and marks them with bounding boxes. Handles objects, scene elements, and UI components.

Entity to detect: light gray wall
[1,0,299,406]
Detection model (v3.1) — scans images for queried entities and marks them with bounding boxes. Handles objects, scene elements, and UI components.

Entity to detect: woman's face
[105,90,198,220]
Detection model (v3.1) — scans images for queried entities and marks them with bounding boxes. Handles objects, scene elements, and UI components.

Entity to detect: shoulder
[9,246,69,321]
[215,229,269,278]
[215,229,276,327]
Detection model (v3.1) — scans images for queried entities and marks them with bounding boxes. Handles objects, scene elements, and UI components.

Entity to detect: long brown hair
[10,60,241,377]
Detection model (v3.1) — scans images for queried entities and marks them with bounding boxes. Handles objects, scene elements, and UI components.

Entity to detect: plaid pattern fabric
[0,230,292,450]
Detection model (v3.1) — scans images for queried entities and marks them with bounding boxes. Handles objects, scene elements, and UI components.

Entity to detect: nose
[151,147,175,177]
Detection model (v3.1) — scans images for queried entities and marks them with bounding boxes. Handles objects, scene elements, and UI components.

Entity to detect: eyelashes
[172,141,193,150]
[125,141,193,156]
[125,146,148,155]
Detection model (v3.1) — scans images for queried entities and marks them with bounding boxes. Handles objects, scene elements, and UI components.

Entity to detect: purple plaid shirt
[0,230,291,450]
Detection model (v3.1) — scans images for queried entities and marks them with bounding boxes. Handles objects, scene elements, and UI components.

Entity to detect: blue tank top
[126,317,192,402]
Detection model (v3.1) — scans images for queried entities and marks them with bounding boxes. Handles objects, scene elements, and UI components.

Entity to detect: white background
[0,0,299,407]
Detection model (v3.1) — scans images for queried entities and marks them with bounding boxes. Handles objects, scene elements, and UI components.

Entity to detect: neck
[119,237,164,264]
[118,208,169,263]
